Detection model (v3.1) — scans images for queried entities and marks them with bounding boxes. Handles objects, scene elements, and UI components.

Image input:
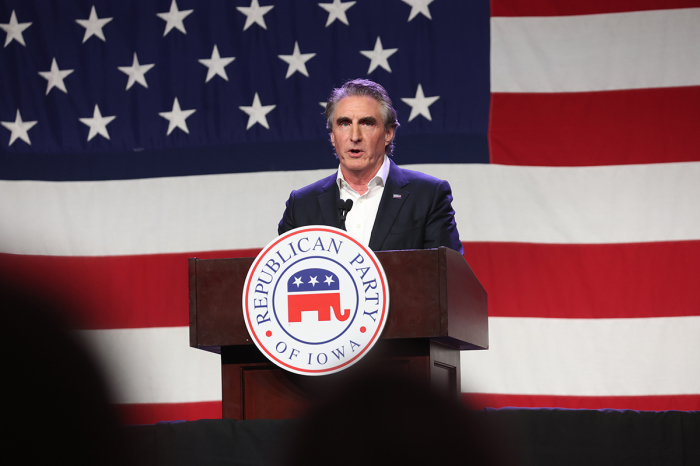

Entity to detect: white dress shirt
[336,155,391,246]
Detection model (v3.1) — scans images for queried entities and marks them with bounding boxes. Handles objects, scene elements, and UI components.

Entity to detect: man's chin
[340,160,369,173]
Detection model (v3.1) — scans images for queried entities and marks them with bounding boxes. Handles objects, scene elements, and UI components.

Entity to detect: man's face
[330,95,394,179]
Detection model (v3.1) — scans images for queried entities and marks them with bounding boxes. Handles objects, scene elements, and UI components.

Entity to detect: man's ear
[330,131,335,145]
[385,127,394,145]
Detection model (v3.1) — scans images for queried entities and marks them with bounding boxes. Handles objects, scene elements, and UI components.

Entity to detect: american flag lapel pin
[393,194,402,199]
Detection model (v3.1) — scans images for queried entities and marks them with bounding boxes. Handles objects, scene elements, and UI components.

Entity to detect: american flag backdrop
[1,0,699,424]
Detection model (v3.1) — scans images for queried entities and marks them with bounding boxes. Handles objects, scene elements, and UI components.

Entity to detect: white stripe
[76,318,700,404]
[415,162,700,244]
[0,168,333,256]
[4,162,698,255]
[461,316,700,396]
[491,8,700,92]
[78,327,221,404]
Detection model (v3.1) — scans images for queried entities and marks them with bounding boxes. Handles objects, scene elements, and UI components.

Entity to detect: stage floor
[122,408,700,466]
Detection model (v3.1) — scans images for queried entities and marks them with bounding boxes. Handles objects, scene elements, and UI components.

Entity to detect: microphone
[337,198,353,231]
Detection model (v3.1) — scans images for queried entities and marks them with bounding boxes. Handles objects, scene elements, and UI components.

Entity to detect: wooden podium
[189,247,488,420]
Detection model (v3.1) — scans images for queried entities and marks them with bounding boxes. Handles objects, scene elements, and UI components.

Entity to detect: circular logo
[242,226,390,376]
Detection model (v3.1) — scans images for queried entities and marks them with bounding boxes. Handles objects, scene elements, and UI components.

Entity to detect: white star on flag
[293,276,303,287]
[239,93,276,130]
[159,97,196,135]
[79,105,116,141]
[38,58,74,95]
[401,84,440,121]
[237,0,274,31]
[278,41,316,78]
[402,0,434,21]
[118,53,155,90]
[199,45,236,82]
[360,37,398,74]
[1,10,32,47]
[324,275,335,285]
[75,6,113,43]
[157,0,193,36]
[308,276,319,286]
[318,0,356,27]
[1,110,37,146]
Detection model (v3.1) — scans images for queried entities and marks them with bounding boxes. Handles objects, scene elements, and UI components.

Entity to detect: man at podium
[278,79,463,254]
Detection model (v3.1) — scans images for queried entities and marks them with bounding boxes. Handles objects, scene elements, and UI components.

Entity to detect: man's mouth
[349,149,362,155]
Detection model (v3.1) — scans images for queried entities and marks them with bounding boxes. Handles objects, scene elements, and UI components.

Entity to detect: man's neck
[340,160,384,195]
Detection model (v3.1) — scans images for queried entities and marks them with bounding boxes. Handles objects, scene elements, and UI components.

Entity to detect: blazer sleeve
[278,191,297,235]
[424,179,464,255]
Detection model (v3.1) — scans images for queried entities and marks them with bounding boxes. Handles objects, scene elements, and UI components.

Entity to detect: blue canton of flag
[0,0,490,181]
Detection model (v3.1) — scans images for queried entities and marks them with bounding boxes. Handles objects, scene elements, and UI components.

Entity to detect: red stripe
[464,393,700,411]
[115,401,222,425]
[491,0,700,17]
[489,87,700,166]
[463,241,700,318]
[2,240,697,328]
[0,249,261,330]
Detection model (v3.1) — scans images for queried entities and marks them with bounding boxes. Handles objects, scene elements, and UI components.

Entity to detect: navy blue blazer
[278,159,463,254]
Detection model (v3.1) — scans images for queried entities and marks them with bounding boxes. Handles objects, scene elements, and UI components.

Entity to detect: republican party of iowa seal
[242,226,389,376]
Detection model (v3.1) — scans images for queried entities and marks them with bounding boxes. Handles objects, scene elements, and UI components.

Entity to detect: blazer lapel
[318,174,342,228]
[369,160,409,251]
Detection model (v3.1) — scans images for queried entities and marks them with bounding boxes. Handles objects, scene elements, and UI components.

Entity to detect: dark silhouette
[285,368,509,465]
[2,284,125,465]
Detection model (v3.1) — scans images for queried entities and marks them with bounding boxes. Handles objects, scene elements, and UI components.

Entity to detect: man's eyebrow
[334,115,378,126]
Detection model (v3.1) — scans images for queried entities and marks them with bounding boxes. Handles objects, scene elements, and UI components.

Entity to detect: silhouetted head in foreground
[2,285,123,465]
[285,368,508,465]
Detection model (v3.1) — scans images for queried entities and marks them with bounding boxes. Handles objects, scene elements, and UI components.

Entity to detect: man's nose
[350,124,361,141]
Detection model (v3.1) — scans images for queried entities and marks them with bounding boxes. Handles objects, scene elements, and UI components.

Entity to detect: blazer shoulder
[388,161,448,189]
[291,171,338,199]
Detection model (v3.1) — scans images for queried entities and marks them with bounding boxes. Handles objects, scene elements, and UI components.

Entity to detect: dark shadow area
[283,368,511,465]
[2,284,125,465]
[120,403,700,465]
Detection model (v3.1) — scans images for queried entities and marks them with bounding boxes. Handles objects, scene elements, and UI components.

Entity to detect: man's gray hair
[325,79,400,156]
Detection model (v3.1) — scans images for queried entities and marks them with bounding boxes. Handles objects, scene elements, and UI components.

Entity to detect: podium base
[220,339,460,420]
